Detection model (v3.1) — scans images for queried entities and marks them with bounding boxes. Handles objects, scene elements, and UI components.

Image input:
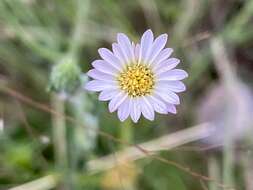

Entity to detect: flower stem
[51,93,68,189]
[208,155,220,190]
[119,119,133,149]
[222,112,235,188]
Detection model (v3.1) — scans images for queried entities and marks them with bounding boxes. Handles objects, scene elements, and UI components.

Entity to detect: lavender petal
[157,69,188,81]
[98,48,122,71]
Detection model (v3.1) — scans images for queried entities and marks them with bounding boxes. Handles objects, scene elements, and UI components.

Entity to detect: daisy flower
[85,29,188,123]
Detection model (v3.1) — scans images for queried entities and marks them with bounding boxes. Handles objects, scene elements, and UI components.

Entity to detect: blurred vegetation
[0,0,253,190]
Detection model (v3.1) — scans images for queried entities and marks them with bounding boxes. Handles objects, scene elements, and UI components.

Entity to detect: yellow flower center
[118,64,154,97]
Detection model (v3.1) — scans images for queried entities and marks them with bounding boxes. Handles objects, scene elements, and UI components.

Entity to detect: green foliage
[5,143,33,170]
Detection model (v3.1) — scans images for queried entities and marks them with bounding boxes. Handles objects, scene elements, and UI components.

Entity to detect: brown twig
[200,179,209,190]
[183,31,212,47]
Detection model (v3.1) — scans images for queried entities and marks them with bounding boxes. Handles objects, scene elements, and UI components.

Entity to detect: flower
[85,29,188,123]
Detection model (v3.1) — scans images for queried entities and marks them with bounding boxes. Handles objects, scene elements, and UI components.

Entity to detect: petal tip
[108,103,116,113]
[117,33,126,41]
[167,105,177,114]
[108,107,114,113]
[180,70,189,80]
[118,117,127,122]
[142,29,154,41]
[163,33,168,38]
[98,48,103,53]
[144,29,153,35]
[84,82,93,91]
[132,118,139,123]
[98,48,109,56]
[185,72,189,78]
[86,70,94,78]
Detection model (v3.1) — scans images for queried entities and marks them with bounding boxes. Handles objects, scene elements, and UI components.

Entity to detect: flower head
[85,29,188,123]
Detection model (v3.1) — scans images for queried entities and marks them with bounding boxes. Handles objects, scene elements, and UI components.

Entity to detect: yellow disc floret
[118,64,154,97]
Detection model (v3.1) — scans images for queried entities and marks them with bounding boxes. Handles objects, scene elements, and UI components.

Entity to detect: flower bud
[49,56,81,94]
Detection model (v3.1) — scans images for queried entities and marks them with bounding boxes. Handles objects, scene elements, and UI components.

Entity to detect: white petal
[154,90,180,105]
[148,34,168,63]
[139,29,154,63]
[150,48,173,67]
[147,95,167,114]
[98,48,122,71]
[156,69,188,81]
[85,80,116,92]
[117,98,131,121]
[130,98,141,123]
[108,92,128,112]
[112,43,127,67]
[154,58,180,75]
[168,81,186,92]
[155,81,186,93]
[167,104,177,114]
[92,60,119,76]
[87,69,115,81]
[99,89,120,101]
[135,43,140,61]
[140,97,155,121]
[117,33,135,63]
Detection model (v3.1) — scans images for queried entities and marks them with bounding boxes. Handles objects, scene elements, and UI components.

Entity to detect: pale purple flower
[85,29,188,123]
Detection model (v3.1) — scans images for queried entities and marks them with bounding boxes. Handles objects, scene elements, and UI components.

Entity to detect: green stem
[51,94,68,190]
[119,119,133,149]
[222,137,234,187]
[208,155,220,190]
[69,0,90,56]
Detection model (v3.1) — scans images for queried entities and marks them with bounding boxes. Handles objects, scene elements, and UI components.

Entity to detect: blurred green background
[0,0,253,190]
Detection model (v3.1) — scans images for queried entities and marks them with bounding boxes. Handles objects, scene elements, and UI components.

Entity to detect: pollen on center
[118,64,155,97]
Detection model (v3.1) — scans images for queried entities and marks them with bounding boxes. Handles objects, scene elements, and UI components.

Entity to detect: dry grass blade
[7,175,59,190]
[87,122,214,172]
